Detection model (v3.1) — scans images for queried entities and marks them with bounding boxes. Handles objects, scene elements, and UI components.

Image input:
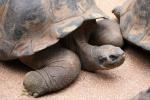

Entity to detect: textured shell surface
[0,0,105,60]
[120,0,150,51]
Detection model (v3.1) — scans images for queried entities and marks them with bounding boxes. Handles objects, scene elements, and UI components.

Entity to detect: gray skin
[0,0,124,97]
[22,19,125,97]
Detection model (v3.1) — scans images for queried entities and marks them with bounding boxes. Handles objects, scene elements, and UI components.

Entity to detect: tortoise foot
[23,71,49,97]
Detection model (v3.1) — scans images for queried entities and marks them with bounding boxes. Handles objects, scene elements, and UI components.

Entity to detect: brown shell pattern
[0,0,105,60]
[119,0,150,51]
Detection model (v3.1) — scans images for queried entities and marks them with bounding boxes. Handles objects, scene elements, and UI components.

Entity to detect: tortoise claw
[23,71,49,97]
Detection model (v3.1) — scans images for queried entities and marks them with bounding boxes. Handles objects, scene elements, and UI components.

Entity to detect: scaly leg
[20,45,81,97]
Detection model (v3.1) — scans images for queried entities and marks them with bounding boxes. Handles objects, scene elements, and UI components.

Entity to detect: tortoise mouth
[98,54,125,70]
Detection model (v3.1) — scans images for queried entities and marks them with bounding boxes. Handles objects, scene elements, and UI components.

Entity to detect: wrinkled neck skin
[72,20,102,71]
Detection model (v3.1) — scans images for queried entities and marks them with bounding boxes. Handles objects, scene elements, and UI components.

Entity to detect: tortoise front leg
[20,45,81,97]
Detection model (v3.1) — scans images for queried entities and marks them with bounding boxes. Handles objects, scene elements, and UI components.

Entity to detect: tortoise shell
[0,0,106,60]
[113,0,150,51]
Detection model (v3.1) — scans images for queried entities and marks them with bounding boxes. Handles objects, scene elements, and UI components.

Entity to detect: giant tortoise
[113,0,150,51]
[0,0,125,97]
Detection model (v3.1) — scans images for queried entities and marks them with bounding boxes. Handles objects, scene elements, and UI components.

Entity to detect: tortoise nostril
[109,55,119,61]
[98,57,107,64]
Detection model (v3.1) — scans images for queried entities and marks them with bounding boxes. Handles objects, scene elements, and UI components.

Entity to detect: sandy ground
[0,0,150,100]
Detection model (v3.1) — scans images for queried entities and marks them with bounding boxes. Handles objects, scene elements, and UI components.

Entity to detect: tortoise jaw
[99,54,125,70]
